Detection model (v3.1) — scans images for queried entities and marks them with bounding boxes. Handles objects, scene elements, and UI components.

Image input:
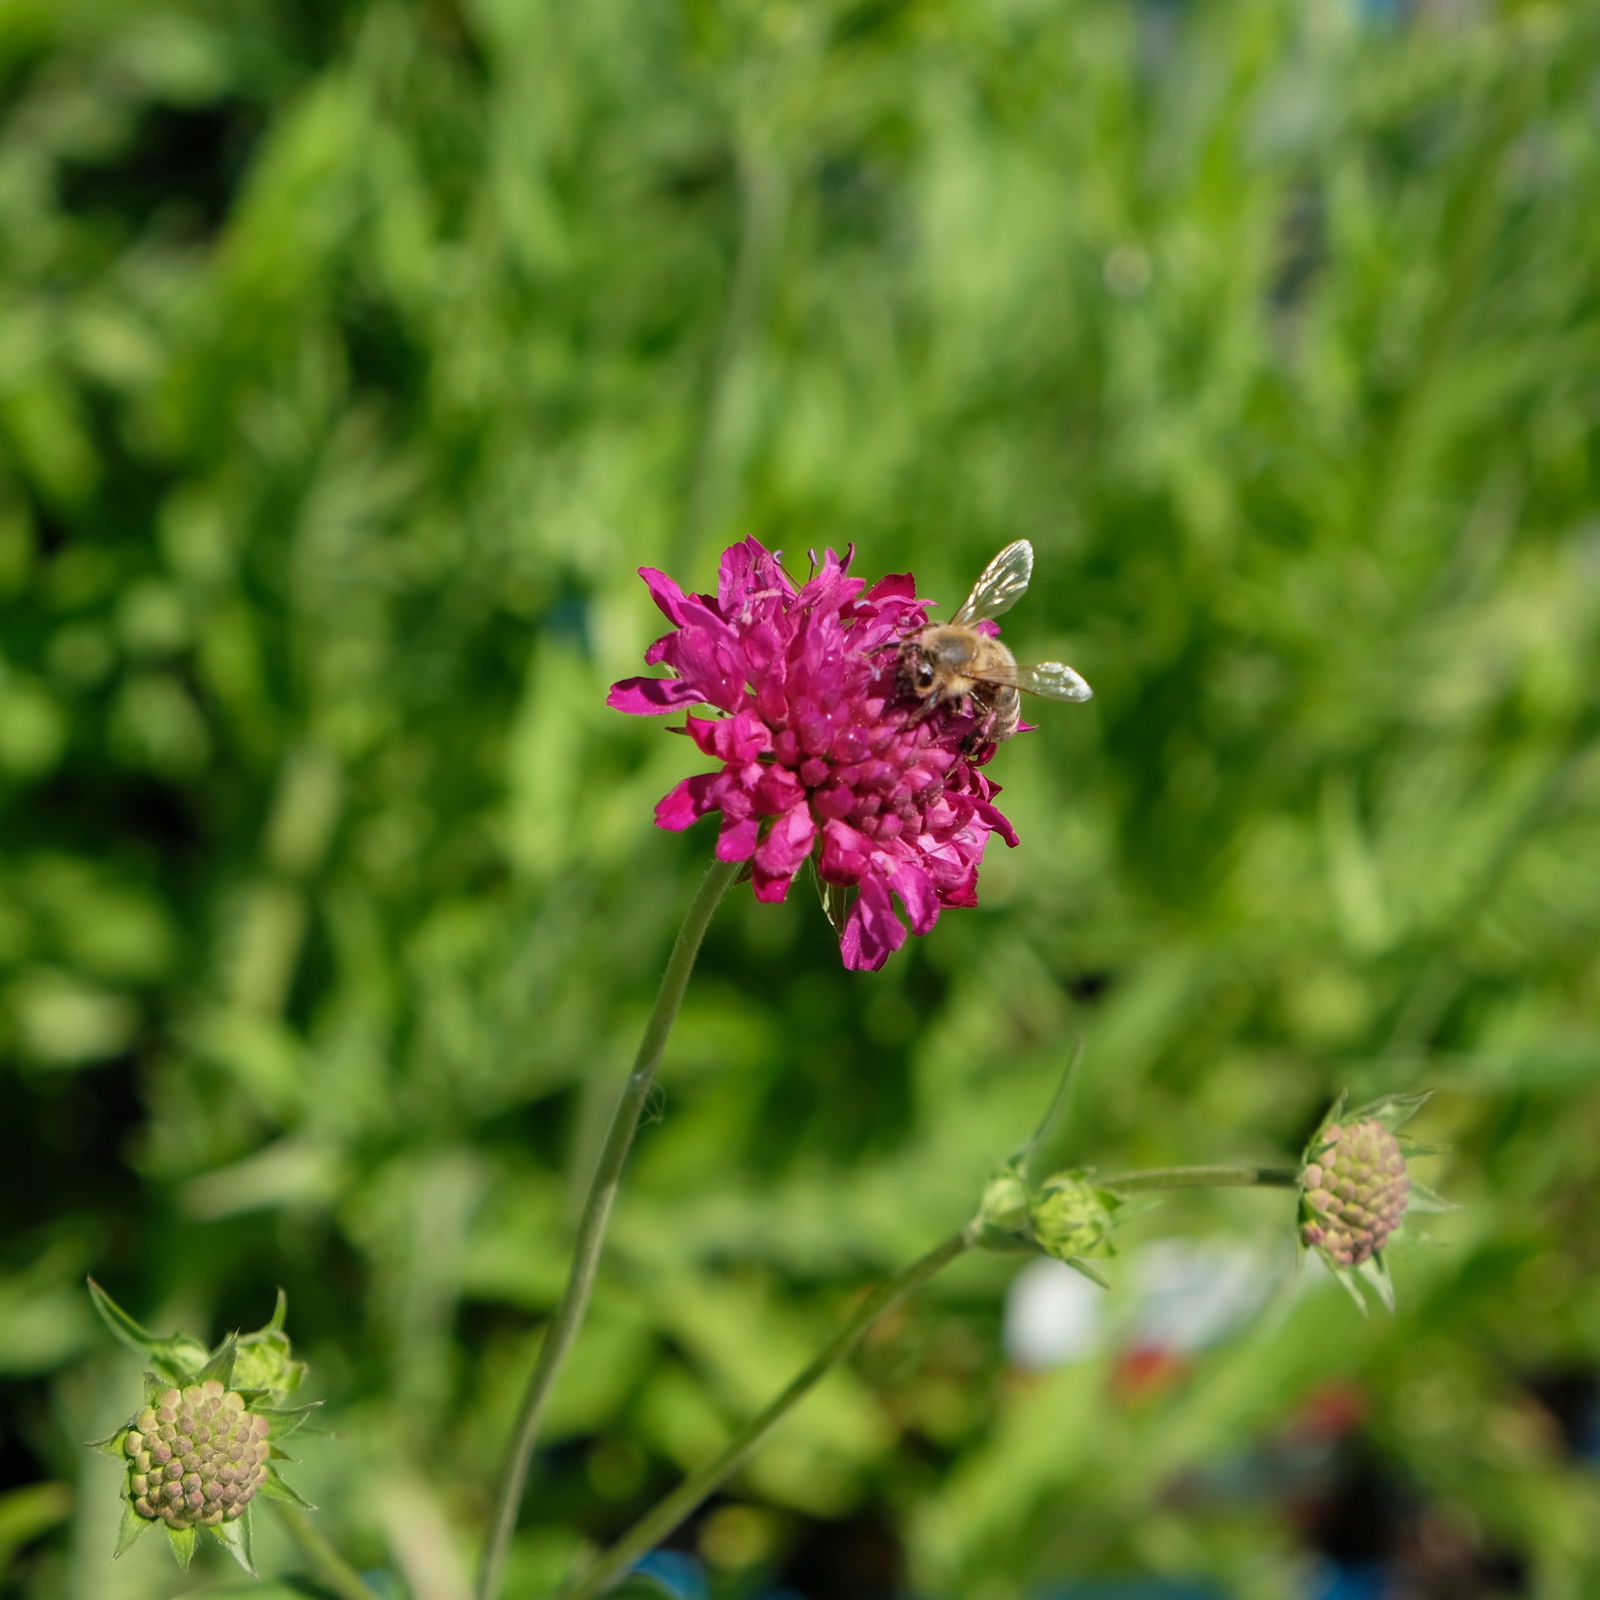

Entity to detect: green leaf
[111,1501,154,1560]
[1357,1253,1397,1314]
[1405,1179,1457,1214]
[1354,1090,1433,1132]
[256,1471,317,1510]
[262,1288,289,1335]
[256,1399,322,1442]
[165,1523,199,1569]
[1015,1040,1084,1180]
[209,1508,257,1576]
[1059,1256,1111,1290]
[86,1279,207,1379]
[86,1279,161,1356]
[810,862,854,937]
[87,1427,129,1461]
[195,1333,239,1388]
[0,1482,72,1574]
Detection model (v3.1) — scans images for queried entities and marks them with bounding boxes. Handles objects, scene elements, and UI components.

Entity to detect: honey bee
[899,539,1092,747]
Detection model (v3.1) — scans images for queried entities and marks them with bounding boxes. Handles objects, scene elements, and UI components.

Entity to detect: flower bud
[1029,1174,1114,1263]
[1298,1118,1408,1269]
[979,1163,1032,1233]
[122,1381,271,1530]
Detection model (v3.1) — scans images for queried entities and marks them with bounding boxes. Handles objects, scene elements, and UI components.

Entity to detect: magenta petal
[839,877,907,971]
[751,866,793,903]
[819,819,872,883]
[888,861,940,935]
[608,676,704,714]
[655,773,717,831]
[716,815,760,862]
[975,798,1019,847]
[755,804,816,881]
[864,572,917,603]
[639,567,710,630]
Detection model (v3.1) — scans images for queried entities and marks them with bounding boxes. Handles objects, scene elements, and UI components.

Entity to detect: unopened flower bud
[979,1163,1032,1233]
[1029,1174,1114,1262]
[1299,1119,1408,1269]
[122,1381,271,1530]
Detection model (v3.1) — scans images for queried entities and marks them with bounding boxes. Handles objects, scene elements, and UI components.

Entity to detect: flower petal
[655,774,718,831]
[840,877,907,971]
[755,803,817,883]
[888,861,940,935]
[608,676,704,715]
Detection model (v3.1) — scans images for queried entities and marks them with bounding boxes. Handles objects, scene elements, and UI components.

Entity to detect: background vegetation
[3,1,1598,1597]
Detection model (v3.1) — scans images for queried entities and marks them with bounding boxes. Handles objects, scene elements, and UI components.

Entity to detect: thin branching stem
[476,857,742,1600]
[270,1502,378,1600]
[1097,1164,1300,1192]
[553,1220,984,1600]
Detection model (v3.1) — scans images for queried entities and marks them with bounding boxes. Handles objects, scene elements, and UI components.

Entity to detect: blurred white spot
[1003,1257,1107,1370]
[1130,1238,1272,1353]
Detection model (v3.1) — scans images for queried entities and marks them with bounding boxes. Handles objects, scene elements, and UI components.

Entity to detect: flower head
[88,1282,318,1573]
[1296,1092,1453,1313]
[1299,1119,1408,1270]
[609,538,1023,970]
[122,1380,271,1531]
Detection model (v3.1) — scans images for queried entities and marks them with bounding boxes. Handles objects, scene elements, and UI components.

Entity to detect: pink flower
[608,539,1021,971]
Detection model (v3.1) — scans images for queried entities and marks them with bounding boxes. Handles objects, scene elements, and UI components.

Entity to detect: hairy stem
[554,1221,983,1600]
[1097,1164,1301,1192]
[476,857,741,1600]
[270,1502,378,1600]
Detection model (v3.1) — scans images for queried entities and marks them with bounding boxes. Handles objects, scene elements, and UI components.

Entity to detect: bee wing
[968,659,1093,702]
[1012,661,1092,702]
[950,539,1034,625]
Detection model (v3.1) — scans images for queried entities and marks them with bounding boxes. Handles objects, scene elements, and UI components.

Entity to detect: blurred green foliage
[3,1,1599,1597]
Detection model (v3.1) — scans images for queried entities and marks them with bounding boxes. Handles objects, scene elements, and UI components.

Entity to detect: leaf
[255,1471,317,1510]
[1405,1179,1457,1214]
[111,1501,154,1560]
[256,1400,322,1442]
[263,1288,289,1335]
[165,1523,199,1569]
[811,863,854,937]
[1014,1040,1084,1180]
[195,1333,240,1387]
[86,1279,207,1379]
[87,1427,129,1461]
[1059,1256,1111,1290]
[209,1508,257,1576]
[1354,1090,1433,1132]
[1357,1253,1397,1315]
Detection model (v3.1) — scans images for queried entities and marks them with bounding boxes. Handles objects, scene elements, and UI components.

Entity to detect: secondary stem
[476,856,742,1600]
[1097,1164,1300,1192]
[270,1502,378,1600]
[554,1220,983,1600]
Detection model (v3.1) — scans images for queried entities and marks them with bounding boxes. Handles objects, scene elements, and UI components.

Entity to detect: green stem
[270,1502,378,1600]
[553,1221,983,1600]
[476,857,742,1600]
[1097,1164,1300,1193]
